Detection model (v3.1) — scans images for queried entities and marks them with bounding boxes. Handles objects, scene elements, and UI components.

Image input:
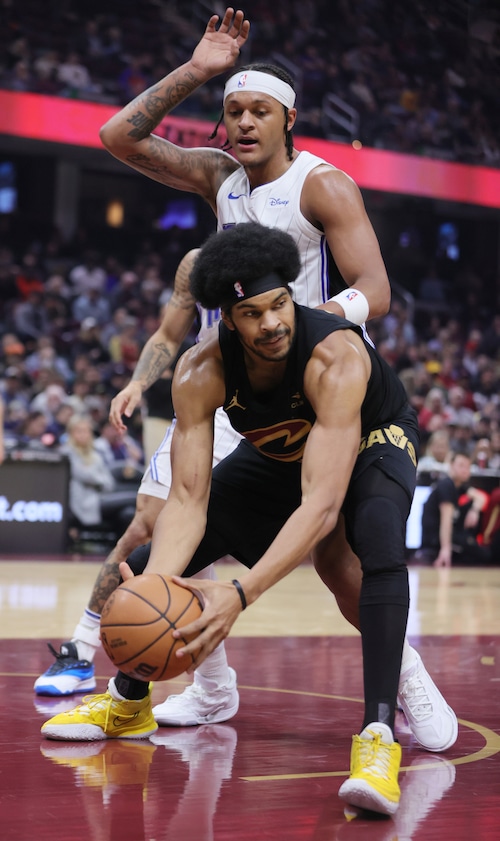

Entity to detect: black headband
[221,272,286,309]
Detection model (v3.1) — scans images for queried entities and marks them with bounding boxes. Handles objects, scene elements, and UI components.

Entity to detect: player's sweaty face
[229,288,295,362]
[224,93,287,163]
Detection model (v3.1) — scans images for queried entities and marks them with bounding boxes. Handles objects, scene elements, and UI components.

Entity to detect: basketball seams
[100,574,202,681]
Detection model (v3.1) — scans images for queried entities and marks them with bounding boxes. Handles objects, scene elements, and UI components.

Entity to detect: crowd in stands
[0,213,499,556]
[1,0,499,167]
[0,1,499,553]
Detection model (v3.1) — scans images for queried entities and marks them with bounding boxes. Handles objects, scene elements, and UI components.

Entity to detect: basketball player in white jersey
[37,8,456,751]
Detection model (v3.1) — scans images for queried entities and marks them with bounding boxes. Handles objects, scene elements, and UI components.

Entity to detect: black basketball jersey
[219,304,417,463]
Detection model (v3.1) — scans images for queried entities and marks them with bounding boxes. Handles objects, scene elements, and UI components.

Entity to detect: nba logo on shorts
[346,290,358,301]
[238,73,248,88]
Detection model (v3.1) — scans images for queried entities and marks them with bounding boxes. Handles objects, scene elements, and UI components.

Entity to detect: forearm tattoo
[126,72,200,141]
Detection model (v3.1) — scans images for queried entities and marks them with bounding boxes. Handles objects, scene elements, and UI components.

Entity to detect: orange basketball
[100,574,203,681]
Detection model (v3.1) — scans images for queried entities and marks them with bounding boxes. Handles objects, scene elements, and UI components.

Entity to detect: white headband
[223,70,296,109]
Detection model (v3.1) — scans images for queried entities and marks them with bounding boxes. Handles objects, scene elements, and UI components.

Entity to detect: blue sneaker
[34,642,96,697]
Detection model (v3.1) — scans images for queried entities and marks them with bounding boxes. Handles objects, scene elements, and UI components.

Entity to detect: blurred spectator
[57,51,97,98]
[447,418,475,457]
[12,290,51,345]
[414,451,491,567]
[443,385,475,428]
[418,386,448,438]
[108,316,141,371]
[60,414,115,533]
[14,253,44,299]
[70,319,110,366]
[118,55,152,103]
[30,384,68,424]
[13,410,53,451]
[417,428,452,476]
[72,284,112,326]
[0,366,32,414]
[470,437,495,472]
[94,420,143,469]
[24,337,73,386]
[69,251,107,295]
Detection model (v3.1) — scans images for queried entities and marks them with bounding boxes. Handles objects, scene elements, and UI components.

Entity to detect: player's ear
[221,309,236,331]
[287,107,297,131]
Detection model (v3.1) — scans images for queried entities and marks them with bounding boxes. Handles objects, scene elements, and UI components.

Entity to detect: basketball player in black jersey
[43,223,429,815]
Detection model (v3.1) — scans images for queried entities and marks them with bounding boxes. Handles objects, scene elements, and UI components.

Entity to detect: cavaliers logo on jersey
[243,420,312,462]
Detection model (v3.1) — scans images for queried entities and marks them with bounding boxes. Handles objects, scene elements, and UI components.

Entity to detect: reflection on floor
[0,559,499,840]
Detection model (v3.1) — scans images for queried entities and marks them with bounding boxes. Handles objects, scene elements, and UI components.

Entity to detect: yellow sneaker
[41,682,158,741]
[338,723,401,816]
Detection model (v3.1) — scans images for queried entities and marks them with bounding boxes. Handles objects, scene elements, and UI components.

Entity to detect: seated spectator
[13,410,54,451]
[447,418,475,457]
[30,384,68,425]
[70,319,110,367]
[414,451,491,567]
[69,250,107,296]
[418,386,448,439]
[24,336,73,386]
[0,366,32,414]
[470,437,495,472]
[60,414,115,536]
[72,285,112,326]
[12,290,51,347]
[417,429,452,477]
[444,385,475,428]
[57,51,97,98]
[94,420,143,469]
[108,316,141,371]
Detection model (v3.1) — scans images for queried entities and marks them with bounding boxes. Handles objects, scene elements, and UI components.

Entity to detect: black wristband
[232,579,247,610]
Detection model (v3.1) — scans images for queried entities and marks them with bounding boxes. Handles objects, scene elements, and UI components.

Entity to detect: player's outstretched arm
[99,8,249,199]
[108,249,199,432]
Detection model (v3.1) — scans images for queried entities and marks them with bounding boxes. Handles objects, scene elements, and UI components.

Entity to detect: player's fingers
[119,561,134,581]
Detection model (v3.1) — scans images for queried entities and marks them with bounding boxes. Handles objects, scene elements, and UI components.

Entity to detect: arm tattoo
[131,342,174,390]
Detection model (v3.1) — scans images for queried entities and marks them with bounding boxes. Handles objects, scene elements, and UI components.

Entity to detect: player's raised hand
[191,8,250,78]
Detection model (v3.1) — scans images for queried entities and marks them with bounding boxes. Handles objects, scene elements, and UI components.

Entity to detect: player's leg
[314,510,458,753]
[34,491,166,697]
[338,466,410,815]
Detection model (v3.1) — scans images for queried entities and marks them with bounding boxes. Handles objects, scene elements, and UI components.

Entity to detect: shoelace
[76,693,137,732]
[45,643,80,674]
[399,675,433,720]
[358,732,392,779]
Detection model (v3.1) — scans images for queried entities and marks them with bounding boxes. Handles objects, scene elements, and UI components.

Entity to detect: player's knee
[350,496,406,576]
[126,543,152,576]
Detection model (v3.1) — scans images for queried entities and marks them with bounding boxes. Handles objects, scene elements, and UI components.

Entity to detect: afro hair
[190,222,301,310]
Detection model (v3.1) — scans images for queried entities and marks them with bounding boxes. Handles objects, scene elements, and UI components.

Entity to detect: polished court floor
[1,557,499,840]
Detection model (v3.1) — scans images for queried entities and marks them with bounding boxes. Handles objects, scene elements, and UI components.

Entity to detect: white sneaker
[397,652,458,752]
[152,668,239,726]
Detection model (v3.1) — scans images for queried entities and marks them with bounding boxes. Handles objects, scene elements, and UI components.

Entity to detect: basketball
[100,574,203,681]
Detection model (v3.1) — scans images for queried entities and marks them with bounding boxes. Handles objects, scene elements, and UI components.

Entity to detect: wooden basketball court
[1,556,499,840]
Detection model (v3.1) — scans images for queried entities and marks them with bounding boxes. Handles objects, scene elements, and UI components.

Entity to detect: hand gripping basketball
[100,574,203,681]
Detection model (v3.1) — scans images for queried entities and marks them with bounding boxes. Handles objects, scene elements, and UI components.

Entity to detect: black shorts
[185,407,418,577]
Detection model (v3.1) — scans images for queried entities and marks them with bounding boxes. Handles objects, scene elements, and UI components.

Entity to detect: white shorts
[138,407,243,500]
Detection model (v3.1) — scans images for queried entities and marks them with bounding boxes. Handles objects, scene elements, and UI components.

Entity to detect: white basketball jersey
[216,151,335,308]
